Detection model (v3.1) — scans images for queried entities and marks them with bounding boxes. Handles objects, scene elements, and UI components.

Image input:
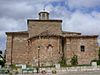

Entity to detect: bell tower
[28,10,62,37]
[39,10,49,20]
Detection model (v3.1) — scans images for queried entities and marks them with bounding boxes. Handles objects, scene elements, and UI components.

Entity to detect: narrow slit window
[80,45,85,52]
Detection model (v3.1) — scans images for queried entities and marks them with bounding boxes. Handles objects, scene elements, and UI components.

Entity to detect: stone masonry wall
[65,37,99,65]
[27,36,62,66]
[28,20,62,37]
[6,34,12,65]
[6,33,28,65]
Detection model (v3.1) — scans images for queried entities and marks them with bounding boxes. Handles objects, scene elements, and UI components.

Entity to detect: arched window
[47,44,53,51]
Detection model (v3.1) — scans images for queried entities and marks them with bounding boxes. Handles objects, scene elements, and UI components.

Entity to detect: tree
[98,47,100,65]
[98,47,100,60]
[0,55,5,67]
[0,50,2,54]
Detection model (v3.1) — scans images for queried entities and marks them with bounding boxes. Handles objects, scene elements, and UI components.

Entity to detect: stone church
[5,11,99,66]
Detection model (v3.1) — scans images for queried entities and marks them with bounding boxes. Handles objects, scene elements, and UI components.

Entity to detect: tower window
[80,45,85,52]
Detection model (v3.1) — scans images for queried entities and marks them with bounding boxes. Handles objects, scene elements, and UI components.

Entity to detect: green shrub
[58,57,66,67]
[0,60,5,67]
[0,55,5,67]
[70,55,78,66]
[78,64,91,66]
[98,47,100,60]
[97,60,100,65]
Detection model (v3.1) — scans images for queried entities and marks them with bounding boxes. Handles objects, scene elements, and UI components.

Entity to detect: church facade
[5,11,99,66]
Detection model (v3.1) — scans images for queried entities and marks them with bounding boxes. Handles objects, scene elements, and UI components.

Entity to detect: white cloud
[0,32,6,51]
[0,17,27,32]
[67,0,100,9]
[63,11,100,35]
[0,2,34,19]
[91,11,100,19]
[45,4,71,20]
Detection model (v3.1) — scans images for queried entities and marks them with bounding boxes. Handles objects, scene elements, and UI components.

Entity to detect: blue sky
[0,0,100,52]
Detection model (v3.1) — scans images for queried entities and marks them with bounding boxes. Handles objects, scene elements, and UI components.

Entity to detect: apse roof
[28,30,62,40]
